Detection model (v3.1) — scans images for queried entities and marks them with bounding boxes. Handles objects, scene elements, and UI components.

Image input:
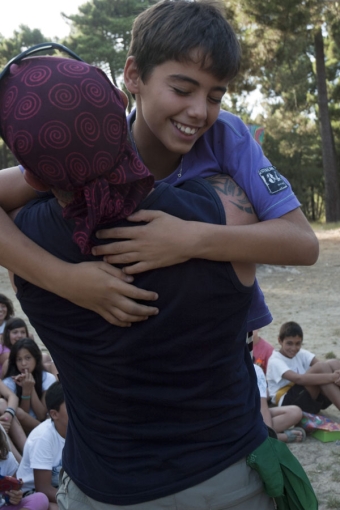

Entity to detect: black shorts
[282,384,332,414]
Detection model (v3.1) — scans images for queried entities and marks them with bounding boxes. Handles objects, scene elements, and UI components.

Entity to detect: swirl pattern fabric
[0,56,154,254]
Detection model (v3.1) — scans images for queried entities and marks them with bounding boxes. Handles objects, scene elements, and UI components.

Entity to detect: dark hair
[3,317,29,349]
[0,294,14,321]
[45,381,64,414]
[0,425,9,460]
[128,0,241,82]
[7,338,44,401]
[279,321,304,341]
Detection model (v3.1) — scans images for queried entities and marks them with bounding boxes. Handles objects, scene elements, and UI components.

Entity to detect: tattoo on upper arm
[207,175,254,214]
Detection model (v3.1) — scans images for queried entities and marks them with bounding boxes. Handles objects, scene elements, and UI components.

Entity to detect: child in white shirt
[267,321,340,413]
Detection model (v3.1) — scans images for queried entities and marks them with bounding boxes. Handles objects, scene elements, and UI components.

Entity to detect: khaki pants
[56,458,275,510]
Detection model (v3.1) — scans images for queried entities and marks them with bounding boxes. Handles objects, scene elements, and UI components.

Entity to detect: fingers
[94,261,135,282]
[110,290,159,315]
[104,251,140,266]
[97,303,159,327]
[0,420,10,432]
[93,241,130,257]
[104,278,158,303]
[95,210,161,244]
[94,210,164,242]
[122,262,152,275]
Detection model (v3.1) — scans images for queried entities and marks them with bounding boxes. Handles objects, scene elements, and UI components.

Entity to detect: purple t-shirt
[128,109,300,219]
[128,109,301,330]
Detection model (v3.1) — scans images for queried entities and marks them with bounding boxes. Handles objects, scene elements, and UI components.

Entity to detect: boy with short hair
[17,382,67,510]
[0,0,318,329]
[94,0,318,278]
[267,321,340,413]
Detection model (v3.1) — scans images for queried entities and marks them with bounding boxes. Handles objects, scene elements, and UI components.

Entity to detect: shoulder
[42,371,57,389]
[0,452,19,477]
[28,419,53,443]
[2,377,15,391]
[267,351,284,366]
[214,110,249,137]
[253,364,266,383]
[297,349,315,362]
[199,110,253,155]
[270,350,281,358]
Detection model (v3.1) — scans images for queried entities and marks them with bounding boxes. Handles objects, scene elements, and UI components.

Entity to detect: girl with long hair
[1,319,57,380]
[0,318,28,377]
[3,339,56,434]
[0,294,14,337]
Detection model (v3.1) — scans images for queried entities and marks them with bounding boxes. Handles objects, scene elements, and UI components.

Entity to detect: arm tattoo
[207,175,254,215]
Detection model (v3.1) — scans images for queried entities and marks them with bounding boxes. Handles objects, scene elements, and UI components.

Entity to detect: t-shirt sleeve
[42,371,57,392]
[300,349,316,370]
[3,452,19,477]
[213,111,301,221]
[267,355,290,384]
[29,434,55,470]
[2,377,16,393]
[254,364,267,398]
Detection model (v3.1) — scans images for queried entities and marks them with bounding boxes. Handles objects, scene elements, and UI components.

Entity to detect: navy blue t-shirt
[14,178,267,504]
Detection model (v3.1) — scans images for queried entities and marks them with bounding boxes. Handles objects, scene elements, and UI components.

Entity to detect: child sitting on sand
[2,339,56,434]
[0,424,48,509]
[1,319,57,379]
[254,363,305,443]
[267,321,340,413]
[0,294,14,339]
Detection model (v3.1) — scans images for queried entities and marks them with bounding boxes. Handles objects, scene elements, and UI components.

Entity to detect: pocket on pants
[57,470,71,498]
[56,471,89,510]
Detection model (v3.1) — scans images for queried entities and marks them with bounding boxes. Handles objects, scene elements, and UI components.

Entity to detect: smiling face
[125,56,228,177]
[9,327,28,345]
[279,335,303,359]
[16,348,36,374]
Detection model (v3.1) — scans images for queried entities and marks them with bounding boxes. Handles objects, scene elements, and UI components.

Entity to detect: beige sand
[0,227,339,508]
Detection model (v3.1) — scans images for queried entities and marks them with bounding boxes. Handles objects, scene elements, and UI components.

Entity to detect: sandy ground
[0,227,339,509]
[256,227,340,510]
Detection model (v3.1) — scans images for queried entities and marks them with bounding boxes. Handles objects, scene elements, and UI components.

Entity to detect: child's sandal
[283,427,306,443]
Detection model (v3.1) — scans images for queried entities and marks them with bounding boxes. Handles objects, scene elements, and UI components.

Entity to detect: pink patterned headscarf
[0,56,154,254]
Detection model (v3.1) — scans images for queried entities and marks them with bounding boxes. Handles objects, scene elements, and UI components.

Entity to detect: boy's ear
[49,409,58,421]
[124,56,141,95]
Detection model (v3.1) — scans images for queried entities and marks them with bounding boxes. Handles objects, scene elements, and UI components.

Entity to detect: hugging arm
[93,175,318,274]
[0,167,159,326]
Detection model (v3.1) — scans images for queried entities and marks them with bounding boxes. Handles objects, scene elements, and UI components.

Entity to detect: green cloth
[247,436,318,510]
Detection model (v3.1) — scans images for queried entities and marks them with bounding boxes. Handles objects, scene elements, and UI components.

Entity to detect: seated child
[2,339,56,434]
[1,318,27,378]
[17,382,67,510]
[254,363,305,443]
[253,329,274,374]
[0,379,26,458]
[267,321,340,413]
[0,293,14,339]
[1,319,56,379]
[0,424,49,509]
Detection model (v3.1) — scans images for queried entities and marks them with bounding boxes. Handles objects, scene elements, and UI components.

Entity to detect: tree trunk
[314,28,340,222]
